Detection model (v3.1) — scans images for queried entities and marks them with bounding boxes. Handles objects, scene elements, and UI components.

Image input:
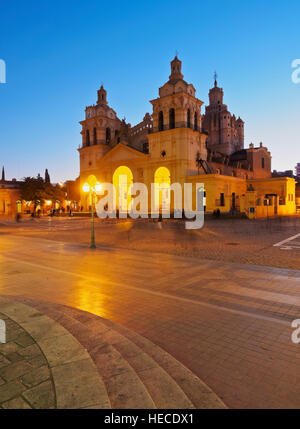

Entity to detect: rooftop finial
[169,55,183,80]
[214,71,218,87]
[97,84,107,105]
[1,166,5,182]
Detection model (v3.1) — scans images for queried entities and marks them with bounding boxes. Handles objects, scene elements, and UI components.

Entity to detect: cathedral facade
[78,57,296,218]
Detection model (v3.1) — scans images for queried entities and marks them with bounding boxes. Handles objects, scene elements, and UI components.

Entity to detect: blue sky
[0,0,299,182]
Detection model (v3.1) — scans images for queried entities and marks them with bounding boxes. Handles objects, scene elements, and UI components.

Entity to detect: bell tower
[148,56,207,180]
[202,74,245,155]
[97,84,108,105]
[208,73,224,106]
[150,56,203,131]
[169,56,184,80]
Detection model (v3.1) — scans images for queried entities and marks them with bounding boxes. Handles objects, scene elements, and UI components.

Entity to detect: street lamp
[82,175,102,249]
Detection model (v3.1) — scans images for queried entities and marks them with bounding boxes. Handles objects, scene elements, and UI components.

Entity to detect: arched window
[93,127,97,145]
[113,166,133,214]
[194,112,198,131]
[187,109,191,128]
[261,158,265,169]
[86,130,90,146]
[169,108,175,129]
[154,167,171,214]
[158,111,164,131]
[106,127,111,144]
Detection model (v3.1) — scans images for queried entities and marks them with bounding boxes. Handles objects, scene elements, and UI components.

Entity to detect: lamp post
[82,175,102,249]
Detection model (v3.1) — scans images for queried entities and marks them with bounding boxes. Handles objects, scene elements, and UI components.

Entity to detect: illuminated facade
[78,57,296,218]
[0,168,23,217]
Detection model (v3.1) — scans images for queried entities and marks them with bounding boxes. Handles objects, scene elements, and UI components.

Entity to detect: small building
[295,163,300,179]
[0,168,22,217]
[296,182,300,211]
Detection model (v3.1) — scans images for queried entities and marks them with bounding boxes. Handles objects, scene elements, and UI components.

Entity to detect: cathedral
[78,56,296,218]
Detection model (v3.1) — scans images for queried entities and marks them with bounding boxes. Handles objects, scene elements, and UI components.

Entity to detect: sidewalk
[0,297,225,409]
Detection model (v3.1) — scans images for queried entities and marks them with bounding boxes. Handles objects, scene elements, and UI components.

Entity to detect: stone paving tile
[21,365,50,388]
[0,354,10,368]
[20,315,67,342]
[15,332,35,348]
[0,314,55,409]
[52,359,110,409]
[0,361,33,382]
[38,333,89,367]
[5,352,24,363]
[2,396,32,409]
[27,353,48,368]
[18,344,41,359]
[0,342,21,356]
[23,380,55,409]
[0,380,27,403]
[0,300,112,409]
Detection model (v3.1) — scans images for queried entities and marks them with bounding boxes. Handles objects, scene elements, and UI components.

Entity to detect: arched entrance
[113,166,133,214]
[16,200,22,214]
[154,167,171,213]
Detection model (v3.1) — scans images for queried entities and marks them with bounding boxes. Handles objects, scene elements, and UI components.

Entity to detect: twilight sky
[0,0,299,182]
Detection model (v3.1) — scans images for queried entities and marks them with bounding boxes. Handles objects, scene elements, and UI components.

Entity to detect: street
[0,217,300,408]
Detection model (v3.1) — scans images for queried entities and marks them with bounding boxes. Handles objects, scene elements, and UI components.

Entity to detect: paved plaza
[0,216,299,408]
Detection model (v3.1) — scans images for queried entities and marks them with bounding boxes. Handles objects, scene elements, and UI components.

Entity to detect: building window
[232,192,236,210]
[158,111,164,131]
[220,193,225,206]
[264,198,272,206]
[93,128,97,145]
[194,112,198,131]
[143,142,149,153]
[106,127,111,144]
[86,130,90,146]
[187,109,191,128]
[262,157,265,168]
[169,108,175,129]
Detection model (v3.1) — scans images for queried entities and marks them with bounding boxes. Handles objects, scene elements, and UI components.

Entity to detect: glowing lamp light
[95,182,102,193]
[83,183,90,193]
[82,175,99,249]
[46,200,52,205]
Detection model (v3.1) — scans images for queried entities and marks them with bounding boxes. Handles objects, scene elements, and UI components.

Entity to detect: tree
[20,176,65,212]
[20,176,46,209]
[45,182,65,204]
[45,169,50,183]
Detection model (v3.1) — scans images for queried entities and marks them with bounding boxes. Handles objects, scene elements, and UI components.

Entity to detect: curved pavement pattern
[0,297,225,409]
